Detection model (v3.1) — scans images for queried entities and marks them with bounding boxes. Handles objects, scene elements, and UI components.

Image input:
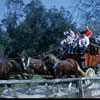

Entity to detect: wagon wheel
[85,68,96,88]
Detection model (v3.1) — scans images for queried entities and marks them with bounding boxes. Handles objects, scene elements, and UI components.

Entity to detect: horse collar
[23,57,31,70]
[43,62,47,71]
[53,59,59,70]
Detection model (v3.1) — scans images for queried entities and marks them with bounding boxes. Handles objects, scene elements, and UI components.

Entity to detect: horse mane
[21,50,28,58]
[48,54,57,64]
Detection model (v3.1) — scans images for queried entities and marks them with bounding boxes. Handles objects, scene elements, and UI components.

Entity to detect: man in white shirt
[79,31,90,53]
[61,32,73,53]
[69,28,75,41]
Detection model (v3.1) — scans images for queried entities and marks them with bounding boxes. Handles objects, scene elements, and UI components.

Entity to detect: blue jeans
[66,44,73,53]
[79,46,88,53]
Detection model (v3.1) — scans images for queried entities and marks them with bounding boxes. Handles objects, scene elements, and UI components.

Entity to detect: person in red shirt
[85,26,93,38]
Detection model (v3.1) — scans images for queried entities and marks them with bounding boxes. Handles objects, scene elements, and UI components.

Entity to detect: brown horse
[0,57,25,80]
[42,54,86,78]
[18,50,47,78]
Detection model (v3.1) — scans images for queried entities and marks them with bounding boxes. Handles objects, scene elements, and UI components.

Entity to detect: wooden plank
[22,74,53,79]
[0,76,100,85]
[78,80,84,98]
[0,78,80,85]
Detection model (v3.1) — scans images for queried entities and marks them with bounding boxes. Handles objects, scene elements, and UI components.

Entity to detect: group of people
[61,26,93,54]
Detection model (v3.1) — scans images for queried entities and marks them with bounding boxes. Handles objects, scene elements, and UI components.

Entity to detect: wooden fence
[0,76,100,98]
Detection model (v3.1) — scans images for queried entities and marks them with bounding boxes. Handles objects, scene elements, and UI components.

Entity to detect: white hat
[64,31,69,35]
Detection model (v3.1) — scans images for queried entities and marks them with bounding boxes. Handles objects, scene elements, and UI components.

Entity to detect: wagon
[61,43,100,77]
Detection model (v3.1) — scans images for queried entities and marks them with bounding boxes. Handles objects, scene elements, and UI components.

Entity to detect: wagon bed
[61,43,100,73]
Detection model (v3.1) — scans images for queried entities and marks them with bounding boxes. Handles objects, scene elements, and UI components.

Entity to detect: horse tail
[75,60,86,77]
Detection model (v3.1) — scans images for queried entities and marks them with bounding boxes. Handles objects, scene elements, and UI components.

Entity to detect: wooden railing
[0,76,100,98]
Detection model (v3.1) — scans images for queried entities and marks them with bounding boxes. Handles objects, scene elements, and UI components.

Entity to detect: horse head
[17,50,29,70]
[42,54,58,70]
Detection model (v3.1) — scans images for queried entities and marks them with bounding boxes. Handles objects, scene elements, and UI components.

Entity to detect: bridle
[21,56,31,70]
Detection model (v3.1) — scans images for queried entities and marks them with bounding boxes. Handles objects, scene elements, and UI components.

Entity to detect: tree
[1,0,25,57]
[1,0,77,57]
[1,0,24,37]
[72,0,100,35]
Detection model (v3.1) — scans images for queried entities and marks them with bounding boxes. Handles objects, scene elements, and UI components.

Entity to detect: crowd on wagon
[60,26,94,54]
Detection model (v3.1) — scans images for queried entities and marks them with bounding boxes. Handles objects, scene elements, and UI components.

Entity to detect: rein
[44,44,67,61]
[45,47,60,54]
[29,64,47,75]
[8,57,20,60]
[57,48,67,59]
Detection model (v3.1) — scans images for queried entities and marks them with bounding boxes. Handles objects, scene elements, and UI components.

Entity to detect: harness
[1,57,7,78]
[43,61,47,71]
[52,58,70,76]
[52,59,59,71]
[24,57,31,70]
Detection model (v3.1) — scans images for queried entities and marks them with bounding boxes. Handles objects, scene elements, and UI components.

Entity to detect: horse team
[0,49,87,80]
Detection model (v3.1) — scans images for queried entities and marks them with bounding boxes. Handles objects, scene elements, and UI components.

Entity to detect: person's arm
[85,37,89,47]
[88,30,92,38]
[70,28,75,38]
[61,39,66,45]
[86,26,92,38]
[79,39,82,47]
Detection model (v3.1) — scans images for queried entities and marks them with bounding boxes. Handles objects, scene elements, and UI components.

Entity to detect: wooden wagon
[61,43,100,75]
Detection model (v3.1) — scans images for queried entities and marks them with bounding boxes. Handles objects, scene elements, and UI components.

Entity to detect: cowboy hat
[64,31,69,35]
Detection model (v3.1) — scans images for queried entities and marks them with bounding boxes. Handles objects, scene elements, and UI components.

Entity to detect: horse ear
[22,50,25,53]
[17,53,21,56]
[42,53,46,57]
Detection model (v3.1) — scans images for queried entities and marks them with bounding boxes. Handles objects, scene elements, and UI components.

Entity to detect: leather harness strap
[1,57,7,77]
[53,59,59,71]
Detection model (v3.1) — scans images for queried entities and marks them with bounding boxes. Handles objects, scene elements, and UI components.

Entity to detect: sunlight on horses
[18,50,47,79]
[42,54,86,78]
[0,58,25,80]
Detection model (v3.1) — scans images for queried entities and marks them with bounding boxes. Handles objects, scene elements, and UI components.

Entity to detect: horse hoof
[57,93,60,96]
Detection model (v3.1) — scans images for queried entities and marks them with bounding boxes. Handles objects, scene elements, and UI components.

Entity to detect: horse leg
[50,70,57,79]
[45,83,49,97]
[0,87,3,98]
[0,73,2,80]
[68,82,72,91]
[10,84,18,98]
[56,70,62,78]
[7,85,18,98]
[19,72,26,79]
[6,73,12,88]
[75,68,79,78]
[74,69,81,89]
[52,82,56,96]
[0,84,5,98]
[56,83,60,96]
[25,83,33,95]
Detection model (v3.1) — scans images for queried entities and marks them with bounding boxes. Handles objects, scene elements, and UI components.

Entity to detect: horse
[0,57,26,96]
[42,54,86,79]
[0,57,25,80]
[18,50,47,79]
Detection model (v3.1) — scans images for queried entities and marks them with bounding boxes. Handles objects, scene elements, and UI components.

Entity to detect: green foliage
[0,35,11,57]
[74,0,100,35]
[1,0,76,58]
